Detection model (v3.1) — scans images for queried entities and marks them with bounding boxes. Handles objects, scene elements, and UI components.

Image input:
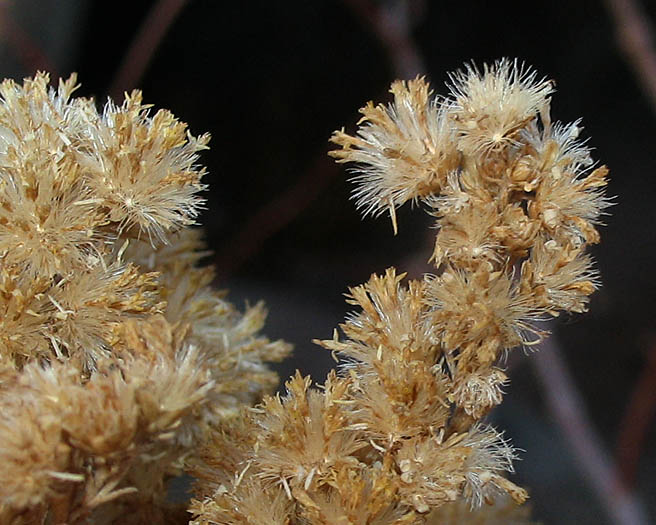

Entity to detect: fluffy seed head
[331,77,459,231]
[447,58,554,155]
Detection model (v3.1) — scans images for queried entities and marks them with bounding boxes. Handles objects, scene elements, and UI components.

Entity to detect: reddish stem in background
[109,0,189,100]
[533,335,648,525]
[616,337,656,486]
[605,0,656,493]
[342,0,426,79]
[213,148,339,281]
[0,4,58,77]
[605,0,656,113]
[214,0,427,280]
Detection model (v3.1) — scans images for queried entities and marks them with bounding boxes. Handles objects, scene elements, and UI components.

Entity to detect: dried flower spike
[195,58,606,524]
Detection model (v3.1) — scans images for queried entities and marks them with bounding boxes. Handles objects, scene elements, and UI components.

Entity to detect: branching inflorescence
[0,59,608,524]
[192,59,609,524]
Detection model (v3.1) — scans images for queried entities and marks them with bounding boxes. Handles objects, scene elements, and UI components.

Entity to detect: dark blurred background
[2,1,655,523]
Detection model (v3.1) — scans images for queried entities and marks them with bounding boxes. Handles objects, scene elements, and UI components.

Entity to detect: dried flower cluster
[0,73,289,523]
[192,59,609,524]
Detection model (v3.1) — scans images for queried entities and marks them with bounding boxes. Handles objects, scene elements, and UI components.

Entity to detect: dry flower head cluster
[0,73,290,524]
[0,59,608,524]
[191,59,609,524]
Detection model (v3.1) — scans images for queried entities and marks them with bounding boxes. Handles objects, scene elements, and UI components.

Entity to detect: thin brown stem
[214,0,428,279]
[533,334,648,525]
[341,0,426,79]
[605,0,656,113]
[213,149,338,280]
[109,0,189,99]
[0,4,58,77]
[616,336,656,487]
